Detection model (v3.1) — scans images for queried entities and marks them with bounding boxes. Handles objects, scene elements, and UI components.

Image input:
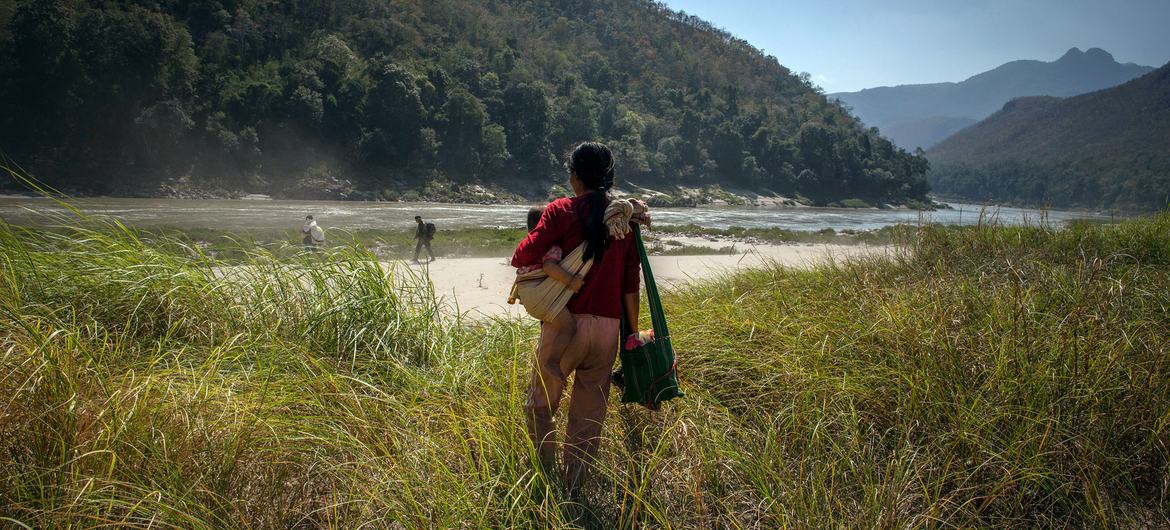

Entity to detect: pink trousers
[525,313,619,487]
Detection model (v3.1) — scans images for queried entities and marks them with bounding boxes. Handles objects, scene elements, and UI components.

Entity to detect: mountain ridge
[927,61,1170,210]
[830,47,1155,150]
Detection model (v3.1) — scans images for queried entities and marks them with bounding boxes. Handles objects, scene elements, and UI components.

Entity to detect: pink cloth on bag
[624,330,654,350]
[516,245,564,274]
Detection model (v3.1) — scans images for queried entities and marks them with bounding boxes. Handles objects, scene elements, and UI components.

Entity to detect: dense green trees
[362,60,425,166]
[0,0,929,203]
[439,88,487,181]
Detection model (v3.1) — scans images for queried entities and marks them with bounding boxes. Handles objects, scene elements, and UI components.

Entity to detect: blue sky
[659,0,1170,93]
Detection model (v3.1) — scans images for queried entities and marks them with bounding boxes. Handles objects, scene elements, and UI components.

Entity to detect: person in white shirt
[302,215,325,251]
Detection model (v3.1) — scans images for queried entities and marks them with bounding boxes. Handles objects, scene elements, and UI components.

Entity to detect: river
[0,196,1112,232]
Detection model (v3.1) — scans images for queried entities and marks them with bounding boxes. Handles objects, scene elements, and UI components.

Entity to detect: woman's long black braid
[567,142,615,263]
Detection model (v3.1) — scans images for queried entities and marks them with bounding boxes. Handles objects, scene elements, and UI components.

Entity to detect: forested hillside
[928,62,1170,210]
[0,0,928,204]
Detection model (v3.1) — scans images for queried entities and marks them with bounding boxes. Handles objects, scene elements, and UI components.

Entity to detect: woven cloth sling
[508,241,592,322]
[508,198,651,321]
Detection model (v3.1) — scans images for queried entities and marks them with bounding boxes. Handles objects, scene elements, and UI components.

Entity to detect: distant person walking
[302,215,325,251]
[413,215,436,263]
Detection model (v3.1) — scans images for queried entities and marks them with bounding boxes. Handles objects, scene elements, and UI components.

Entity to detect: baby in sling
[509,207,590,382]
[509,199,651,382]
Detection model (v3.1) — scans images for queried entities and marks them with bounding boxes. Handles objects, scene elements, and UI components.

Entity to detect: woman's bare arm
[623,292,640,331]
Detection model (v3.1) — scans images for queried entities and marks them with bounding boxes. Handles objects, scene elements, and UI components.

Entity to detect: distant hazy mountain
[927,62,1170,210]
[830,48,1155,150]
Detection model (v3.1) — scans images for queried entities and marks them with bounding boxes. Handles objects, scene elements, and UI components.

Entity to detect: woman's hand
[569,275,585,293]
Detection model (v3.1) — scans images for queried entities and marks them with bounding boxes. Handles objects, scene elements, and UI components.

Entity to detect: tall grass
[1,210,1168,527]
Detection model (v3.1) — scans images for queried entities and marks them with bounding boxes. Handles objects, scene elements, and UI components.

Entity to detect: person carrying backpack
[413,215,436,263]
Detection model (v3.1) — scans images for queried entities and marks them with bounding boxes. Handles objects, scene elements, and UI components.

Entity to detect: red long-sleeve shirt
[511,194,640,319]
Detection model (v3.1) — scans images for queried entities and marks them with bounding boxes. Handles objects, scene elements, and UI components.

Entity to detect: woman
[511,142,641,490]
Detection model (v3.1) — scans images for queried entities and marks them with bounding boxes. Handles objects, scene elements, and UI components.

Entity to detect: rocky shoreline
[12,178,946,211]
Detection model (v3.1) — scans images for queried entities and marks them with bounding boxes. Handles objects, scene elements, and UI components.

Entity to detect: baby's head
[526,207,544,232]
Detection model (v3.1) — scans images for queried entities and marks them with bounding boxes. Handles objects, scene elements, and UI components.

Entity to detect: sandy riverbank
[408,243,890,319]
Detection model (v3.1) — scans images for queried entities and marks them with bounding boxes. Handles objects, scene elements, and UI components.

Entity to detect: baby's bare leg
[539,310,577,382]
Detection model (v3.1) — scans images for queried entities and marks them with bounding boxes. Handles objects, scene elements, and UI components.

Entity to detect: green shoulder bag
[618,224,684,409]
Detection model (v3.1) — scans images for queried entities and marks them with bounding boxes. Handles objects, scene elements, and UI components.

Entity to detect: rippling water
[0,196,1110,232]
